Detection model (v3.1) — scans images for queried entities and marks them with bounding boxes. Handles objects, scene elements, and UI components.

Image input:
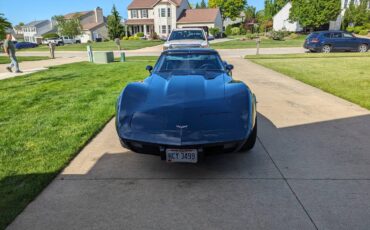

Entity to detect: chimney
[95,7,103,23]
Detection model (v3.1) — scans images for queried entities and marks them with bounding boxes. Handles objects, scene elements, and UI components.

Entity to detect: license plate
[166,149,198,163]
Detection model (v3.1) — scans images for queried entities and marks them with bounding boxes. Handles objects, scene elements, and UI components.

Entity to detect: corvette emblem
[176,125,188,129]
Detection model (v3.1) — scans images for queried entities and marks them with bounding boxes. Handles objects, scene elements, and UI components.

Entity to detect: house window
[161,8,166,17]
[162,25,167,34]
[159,26,161,34]
[168,25,171,33]
[131,10,138,18]
[141,9,148,18]
[167,8,171,17]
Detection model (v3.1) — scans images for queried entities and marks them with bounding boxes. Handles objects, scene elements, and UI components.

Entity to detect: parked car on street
[163,28,211,50]
[304,30,370,53]
[116,49,257,163]
[15,42,38,49]
[42,36,81,46]
[42,37,64,46]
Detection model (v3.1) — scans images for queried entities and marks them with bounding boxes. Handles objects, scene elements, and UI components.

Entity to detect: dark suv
[304,30,369,53]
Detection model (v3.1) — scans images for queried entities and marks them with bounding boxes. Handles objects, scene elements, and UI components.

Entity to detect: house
[64,7,108,43]
[273,0,369,32]
[125,0,223,38]
[223,12,246,29]
[272,2,302,32]
[22,20,54,44]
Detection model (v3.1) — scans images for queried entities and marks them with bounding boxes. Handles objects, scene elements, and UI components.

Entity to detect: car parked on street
[116,48,257,163]
[304,30,370,53]
[15,42,38,49]
[42,36,81,46]
[163,28,211,50]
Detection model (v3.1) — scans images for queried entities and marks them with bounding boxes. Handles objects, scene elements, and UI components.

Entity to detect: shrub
[346,26,355,33]
[136,32,144,37]
[122,36,129,40]
[365,23,370,30]
[359,29,369,36]
[231,27,240,35]
[271,30,284,40]
[239,27,247,35]
[209,27,220,36]
[129,36,139,40]
[225,25,232,36]
[354,26,364,34]
[289,33,299,39]
[42,33,59,39]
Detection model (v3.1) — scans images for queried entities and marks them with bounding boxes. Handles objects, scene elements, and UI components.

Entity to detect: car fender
[116,78,151,132]
[225,80,256,133]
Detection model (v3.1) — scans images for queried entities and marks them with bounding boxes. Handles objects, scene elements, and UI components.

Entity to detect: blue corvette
[116,49,257,163]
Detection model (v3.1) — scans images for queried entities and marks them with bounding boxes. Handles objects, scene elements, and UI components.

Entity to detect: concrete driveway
[8,57,370,230]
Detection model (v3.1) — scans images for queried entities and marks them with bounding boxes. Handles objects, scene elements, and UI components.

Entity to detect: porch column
[143,25,147,36]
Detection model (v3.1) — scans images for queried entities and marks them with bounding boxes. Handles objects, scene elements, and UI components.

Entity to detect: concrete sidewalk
[8,57,370,230]
[0,56,85,80]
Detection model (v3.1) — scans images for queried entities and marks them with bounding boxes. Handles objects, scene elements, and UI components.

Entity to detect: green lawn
[0,56,49,64]
[212,36,306,49]
[19,40,163,52]
[246,53,370,110]
[0,57,155,229]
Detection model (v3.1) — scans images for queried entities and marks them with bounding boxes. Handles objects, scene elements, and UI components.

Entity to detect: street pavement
[7,53,370,229]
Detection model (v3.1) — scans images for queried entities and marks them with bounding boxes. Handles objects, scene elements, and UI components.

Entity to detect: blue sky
[0,0,264,25]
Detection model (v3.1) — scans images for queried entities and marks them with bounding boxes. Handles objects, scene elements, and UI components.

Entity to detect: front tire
[358,44,368,53]
[321,45,331,53]
[240,120,257,152]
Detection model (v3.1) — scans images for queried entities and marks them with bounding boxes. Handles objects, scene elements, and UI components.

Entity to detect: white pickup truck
[42,36,81,46]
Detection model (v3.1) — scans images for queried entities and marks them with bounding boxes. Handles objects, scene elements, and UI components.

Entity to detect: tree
[208,0,247,20]
[343,0,370,28]
[14,22,24,32]
[53,15,81,37]
[289,0,341,31]
[107,5,124,40]
[0,13,12,40]
[200,0,207,8]
[195,3,200,8]
[264,0,275,20]
[274,0,289,13]
[244,5,256,23]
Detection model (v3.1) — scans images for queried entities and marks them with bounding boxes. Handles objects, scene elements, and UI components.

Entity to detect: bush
[354,26,364,34]
[225,25,232,36]
[122,36,129,40]
[42,33,59,39]
[239,27,247,35]
[359,30,369,36]
[365,23,370,30]
[136,32,144,37]
[129,36,139,40]
[271,30,284,40]
[209,27,220,36]
[346,26,355,33]
[289,33,299,39]
[231,27,240,35]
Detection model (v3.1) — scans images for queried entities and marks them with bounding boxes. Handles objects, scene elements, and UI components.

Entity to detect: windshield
[154,53,224,72]
[169,30,205,41]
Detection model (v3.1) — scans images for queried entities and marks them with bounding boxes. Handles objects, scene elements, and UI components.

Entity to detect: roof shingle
[177,8,220,24]
[128,0,183,9]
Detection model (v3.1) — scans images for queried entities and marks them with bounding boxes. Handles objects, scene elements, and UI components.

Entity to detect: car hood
[121,72,249,145]
[166,40,206,45]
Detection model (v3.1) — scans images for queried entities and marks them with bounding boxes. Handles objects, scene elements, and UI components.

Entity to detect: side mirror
[146,65,153,73]
[226,64,234,71]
